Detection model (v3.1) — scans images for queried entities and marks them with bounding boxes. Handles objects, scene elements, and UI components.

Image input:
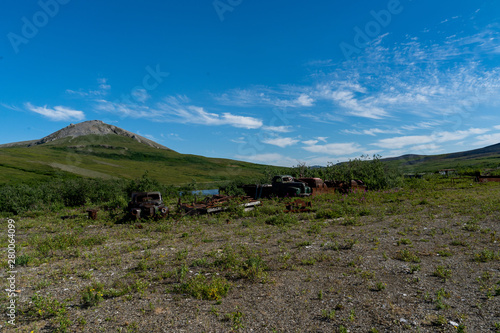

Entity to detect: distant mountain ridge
[0,120,170,150]
[384,143,500,164]
[380,142,500,173]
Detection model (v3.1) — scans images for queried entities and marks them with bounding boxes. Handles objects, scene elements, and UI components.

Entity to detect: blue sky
[1,0,500,166]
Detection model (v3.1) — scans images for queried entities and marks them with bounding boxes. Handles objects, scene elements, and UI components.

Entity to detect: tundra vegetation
[1,159,500,332]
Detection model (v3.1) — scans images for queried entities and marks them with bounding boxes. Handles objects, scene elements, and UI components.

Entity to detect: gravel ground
[3,184,500,332]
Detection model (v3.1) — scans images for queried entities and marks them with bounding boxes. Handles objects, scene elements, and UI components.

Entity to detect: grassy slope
[383,147,500,174]
[0,135,269,185]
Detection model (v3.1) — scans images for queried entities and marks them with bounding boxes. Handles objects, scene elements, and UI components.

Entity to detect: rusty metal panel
[86,209,98,220]
[285,199,312,213]
[477,176,500,183]
[179,195,261,215]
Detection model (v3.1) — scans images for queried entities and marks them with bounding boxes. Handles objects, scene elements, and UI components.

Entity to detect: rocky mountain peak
[1,120,170,150]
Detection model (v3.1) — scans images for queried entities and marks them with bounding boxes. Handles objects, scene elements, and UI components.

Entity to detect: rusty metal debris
[284,199,312,213]
[298,177,336,196]
[178,195,260,215]
[128,191,169,219]
[476,175,500,183]
[86,209,98,220]
[61,214,79,220]
[325,180,366,194]
[243,175,368,198]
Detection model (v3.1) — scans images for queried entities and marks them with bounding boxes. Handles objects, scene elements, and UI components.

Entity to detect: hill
[0,120,169,150]
[0,120,270,185]
[383,142,500,173]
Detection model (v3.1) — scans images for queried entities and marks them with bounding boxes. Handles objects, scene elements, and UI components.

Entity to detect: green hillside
[383,143,500,174]
[0,134,269,185]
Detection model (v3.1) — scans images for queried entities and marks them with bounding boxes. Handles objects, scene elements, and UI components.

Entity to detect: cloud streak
[303,142,363,156]
[25,103,85,121]
[262,137,299,148]
[373,128,491,149]
[95,95,263,130]
[157,96,263,129]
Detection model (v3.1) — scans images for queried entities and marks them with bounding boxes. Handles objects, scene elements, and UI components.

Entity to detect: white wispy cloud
[303,137,328,146]
[301,26,500,121]
[261,125,293,133]
[262,137,299,148]
[409,143,443,154]
[98,78,111,91]
[313,82,388,119]
[158,96,263,129]
[161,133,184,141]
[343,128,402,136]
[25,103,85,121]
[296,93,314,107]
[302,142,362,156]
[234,153,297,166]
[66,78,111,97]
[373,128,491,149]
[131,88,151,103]
[95,99,155,118]
[473,132,500,147]
[96,95,263,129]
[1,103,21,111]
[137,131,159,142]
[215,87,314,108]
[401,121,442,131]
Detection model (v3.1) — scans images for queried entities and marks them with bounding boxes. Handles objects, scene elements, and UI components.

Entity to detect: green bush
[315,208,343,219]
[265,213,298,226]
[324,155,402,190]
[0,172,186,215]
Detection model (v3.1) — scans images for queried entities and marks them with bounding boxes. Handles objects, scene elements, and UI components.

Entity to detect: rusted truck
[297,177,335,196]
[242,175,312,199]
[127,191,169,219]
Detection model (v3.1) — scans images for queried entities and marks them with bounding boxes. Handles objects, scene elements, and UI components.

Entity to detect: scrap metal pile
[325,179,367,194]
[178,195,261,215]
[242,175,366,199]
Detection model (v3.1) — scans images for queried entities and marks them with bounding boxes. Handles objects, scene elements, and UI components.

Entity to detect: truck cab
[271,175,311,197]
[128,191,168,219]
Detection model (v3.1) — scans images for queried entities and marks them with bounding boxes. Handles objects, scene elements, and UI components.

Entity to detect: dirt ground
[3,181,500,332]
